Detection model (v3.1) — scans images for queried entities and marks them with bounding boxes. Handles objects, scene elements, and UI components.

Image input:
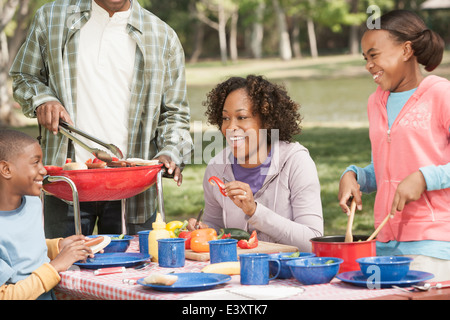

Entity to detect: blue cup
[209,239,238,264]
[157,238,186,268]
[239,253,281,285]
[137,230,150,254]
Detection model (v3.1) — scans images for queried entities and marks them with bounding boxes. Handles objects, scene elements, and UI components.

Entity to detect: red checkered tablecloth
[54,237,410,300]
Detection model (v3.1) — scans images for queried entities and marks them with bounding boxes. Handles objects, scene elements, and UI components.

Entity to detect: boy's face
[9,142,47,197]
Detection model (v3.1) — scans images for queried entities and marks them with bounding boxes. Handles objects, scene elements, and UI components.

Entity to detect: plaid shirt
[10,0,193,224]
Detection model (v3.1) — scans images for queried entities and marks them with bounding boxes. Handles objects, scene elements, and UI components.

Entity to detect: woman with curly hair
[189,75,323,251]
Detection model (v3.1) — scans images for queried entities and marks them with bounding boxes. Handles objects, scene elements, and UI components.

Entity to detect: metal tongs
[58,120,124,162]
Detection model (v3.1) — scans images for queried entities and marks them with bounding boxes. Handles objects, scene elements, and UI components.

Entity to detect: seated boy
[0,129,93,300]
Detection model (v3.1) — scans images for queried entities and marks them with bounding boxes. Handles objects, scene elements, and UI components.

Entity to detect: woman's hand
[225,181,257,217]
[390,170,427,217]
[338,171,363,215]
[187,218,209,231]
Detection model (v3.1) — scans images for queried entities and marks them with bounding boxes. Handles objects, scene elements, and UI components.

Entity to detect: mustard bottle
[148,212,171,262]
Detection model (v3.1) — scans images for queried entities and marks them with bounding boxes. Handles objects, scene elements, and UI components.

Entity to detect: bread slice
[143,273,178,286]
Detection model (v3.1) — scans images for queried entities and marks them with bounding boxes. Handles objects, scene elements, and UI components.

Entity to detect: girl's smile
[362,30,423,92]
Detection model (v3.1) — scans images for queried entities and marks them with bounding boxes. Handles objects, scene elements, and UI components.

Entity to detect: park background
[1,0,449,235]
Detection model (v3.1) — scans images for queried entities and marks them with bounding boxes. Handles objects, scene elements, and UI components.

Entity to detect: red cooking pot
[43,164,163,202]
[310,235,376,273]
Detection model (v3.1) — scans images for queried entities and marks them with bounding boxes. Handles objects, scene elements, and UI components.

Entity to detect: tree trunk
[217,4,228,64]
[306,17,318,58]
[0,0,31,126]
[229,9,238,62]
[291,15,302,59]
[348,0,360,56]
[272,0,292,61]
[250,1,265,59]
[189,21,205,63]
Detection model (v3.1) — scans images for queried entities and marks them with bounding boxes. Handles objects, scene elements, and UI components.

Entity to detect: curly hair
[204,75,302,143]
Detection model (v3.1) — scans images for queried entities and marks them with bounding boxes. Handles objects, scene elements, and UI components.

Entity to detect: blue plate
[74,253,150,269]
[337,270,434,288]
[137,273,232,292]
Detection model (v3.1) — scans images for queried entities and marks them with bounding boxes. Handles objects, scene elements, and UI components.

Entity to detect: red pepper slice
[237,230,258,249]
[208,176,227,196]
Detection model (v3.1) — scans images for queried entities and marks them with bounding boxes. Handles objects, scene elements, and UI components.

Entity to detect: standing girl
[338,10,450,281]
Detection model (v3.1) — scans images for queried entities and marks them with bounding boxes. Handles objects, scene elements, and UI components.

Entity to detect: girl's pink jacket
[368,75,450,242]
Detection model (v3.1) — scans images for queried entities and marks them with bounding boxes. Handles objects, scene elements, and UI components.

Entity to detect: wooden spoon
[344,198,357,243]
[367,213,391,241]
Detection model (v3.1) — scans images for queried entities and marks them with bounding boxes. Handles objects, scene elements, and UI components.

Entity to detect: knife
[194,208,204,230]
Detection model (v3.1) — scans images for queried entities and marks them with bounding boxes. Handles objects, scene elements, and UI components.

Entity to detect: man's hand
[156,154,183,186]
[35,101,73,135]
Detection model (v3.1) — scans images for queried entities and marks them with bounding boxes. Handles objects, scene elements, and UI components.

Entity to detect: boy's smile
[10,142,47,199]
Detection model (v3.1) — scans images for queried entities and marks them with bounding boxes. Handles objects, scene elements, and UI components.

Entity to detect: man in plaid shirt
[10,0,193,237]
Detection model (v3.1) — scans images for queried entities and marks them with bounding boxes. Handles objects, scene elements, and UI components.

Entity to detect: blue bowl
[90,234,133,253]
[268,252,316,279]
[287,257,343,285]
[356,256,412,282]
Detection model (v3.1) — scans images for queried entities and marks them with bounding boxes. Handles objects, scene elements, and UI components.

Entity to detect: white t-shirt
[75,0,136,162]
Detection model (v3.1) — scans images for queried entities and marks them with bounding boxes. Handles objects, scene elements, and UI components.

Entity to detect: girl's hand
[224,181,257,217]
[338,171,363,215]
[390,171,427,217]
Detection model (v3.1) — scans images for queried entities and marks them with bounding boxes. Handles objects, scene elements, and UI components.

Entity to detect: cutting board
[185,241,299,261]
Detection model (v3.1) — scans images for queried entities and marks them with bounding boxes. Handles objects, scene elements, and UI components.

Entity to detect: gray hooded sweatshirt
[203,140,323,252]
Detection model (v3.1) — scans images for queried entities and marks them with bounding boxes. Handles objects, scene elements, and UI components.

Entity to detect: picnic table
[54,237,450,301]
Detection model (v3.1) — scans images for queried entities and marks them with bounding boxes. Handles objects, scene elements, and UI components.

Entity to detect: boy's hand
[50,239,92,273]
[59,235,88,252]
[390,171,427,217]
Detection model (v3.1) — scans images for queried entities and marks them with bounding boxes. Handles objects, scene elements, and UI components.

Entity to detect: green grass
[11,124,376,236]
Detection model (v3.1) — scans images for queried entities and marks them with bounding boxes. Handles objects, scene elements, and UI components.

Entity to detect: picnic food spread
[41,123,439,297]
[58,234,443,301]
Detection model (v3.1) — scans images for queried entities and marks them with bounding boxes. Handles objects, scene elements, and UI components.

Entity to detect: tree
[0,0,34,127]
[194,0,239,64]
[272,0,292,60]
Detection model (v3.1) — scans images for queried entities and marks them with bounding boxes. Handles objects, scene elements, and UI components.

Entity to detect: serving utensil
[344,198,357,243]
[58,120,124,161]
[367,212,391,241]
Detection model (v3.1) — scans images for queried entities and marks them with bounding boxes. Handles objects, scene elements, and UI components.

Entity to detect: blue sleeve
[420,163,450,191]
[342,153,377,194]
[419,128,450,191]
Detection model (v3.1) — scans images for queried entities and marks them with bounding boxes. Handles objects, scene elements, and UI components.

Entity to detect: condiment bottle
[148,212,171,262]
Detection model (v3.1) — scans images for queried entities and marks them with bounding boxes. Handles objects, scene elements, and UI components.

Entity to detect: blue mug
[209,239,238,264]
[157,238,186,268]
[137,230,150,254]
[239,253,281,285]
